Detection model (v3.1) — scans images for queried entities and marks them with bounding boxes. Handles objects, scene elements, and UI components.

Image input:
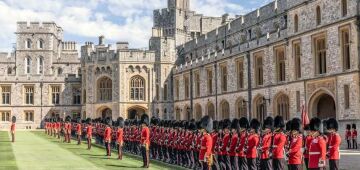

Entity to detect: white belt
[309,152,320,155]
[272,145,277,148]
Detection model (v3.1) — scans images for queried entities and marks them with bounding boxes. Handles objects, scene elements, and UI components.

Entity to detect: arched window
[130,76,145,101]
[57,68,63,75]
[37,56,43,74]
[316,6,321,25]
[175,107,181,120]
[207,102,215,120]
[194,104,202,120]
[7,67,12,75]
[163,83,168,101]
[38,39,44,49]
[97,77,112,102]
[221,100,230,119]
[294,14,299,33]
[342,0,347,17]
[25,57,31,74]
[236,98,247,118]
[275,94,290,120]
[254,96,266,122]
[26,39,32,49]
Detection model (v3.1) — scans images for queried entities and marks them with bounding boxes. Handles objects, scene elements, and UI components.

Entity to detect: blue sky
[0,0,272,52]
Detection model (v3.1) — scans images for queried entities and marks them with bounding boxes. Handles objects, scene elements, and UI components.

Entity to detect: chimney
[99,35,105,45]
[116,42,129,50]
[222,13,230,24]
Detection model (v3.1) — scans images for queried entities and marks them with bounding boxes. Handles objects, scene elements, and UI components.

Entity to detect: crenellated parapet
[62,41,77,51]
[16,21,63,39]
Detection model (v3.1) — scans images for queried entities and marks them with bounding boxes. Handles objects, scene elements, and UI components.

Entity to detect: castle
[0,0,359,135]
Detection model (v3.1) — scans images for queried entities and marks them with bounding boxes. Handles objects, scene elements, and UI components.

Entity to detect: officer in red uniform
[199,115,213,170]
[56,118,61,139]
[352,124,357,149]
[86,118,93,150]
[140,114,150,168]
[229,119,239,170]
[345,124,351,149]
[303,124,312,170]
[260,117,273,170]
[236,117,249,170]
[210,120,219,170]
[218,119,231,170]
[272,116,286,170]
[65,117,72,143]
[76,118,82,145]
[117,117,124,160]
[308,117,326,170]
[246,119,260,170]
[104,118,112,157]
[10,116,16,142]
[288,118,303,170]
[326,118,341,170]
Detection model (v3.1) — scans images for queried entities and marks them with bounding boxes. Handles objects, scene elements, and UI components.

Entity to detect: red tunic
[10,123,15,132]
[260,132,272,159]
[236,131,247,157]
[211,132,218,154]
[117,128,124,143]
[345,130,351,140]
[86,125,93,138]
[229,133,238,156]
[104,127,112,142]
[76,124,82,135]
[304,135,313,159]
[352,130,357,139]
[219,133,230,155]
[199,133,213,162]
[272,132,286,159]
[308,136,326,168]
[327,132,341,160]
[141,127,150,146]
[288,134,303,165]
[246,133,259,159]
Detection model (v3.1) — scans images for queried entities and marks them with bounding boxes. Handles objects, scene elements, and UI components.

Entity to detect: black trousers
[289,164,302,170]
[260,158,272,170]
[202,161,210,170]
[347,140,351,149]
[329,159,339,170]
[219,155,231,170]
[272,158,284,170]
[141,146,149,167]
[309,168,325,170]
[230,156,238,170]
[247,158,256,170]
[238,157,248,170]
[304,158,309,170]
[211,154,219,170]
[353,139,358,149]
[105,141,111,156]
[87,137,92,150]
[118,144,123,160]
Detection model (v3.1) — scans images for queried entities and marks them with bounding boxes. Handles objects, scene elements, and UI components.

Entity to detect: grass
[0,131,187,170]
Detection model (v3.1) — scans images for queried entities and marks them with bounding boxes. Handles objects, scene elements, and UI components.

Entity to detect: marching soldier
[345,124,351,149]
[117,117,124,160]
[236,117,249,170]
[86,118,93,150]
[326,118,341,170]
[10,116,16,142]
[104,118,112,157]
[303,124,312,170]
[211,120,220,170]
[246,119,260,170]
[199,115,213,170]
[260,117,273,170]
[76,118,82,145]
[140,114,150,168]
[219,119,231,170]
[352,124,357,149]
[288,118,303,170]
[229,119,239,170]
[308,117,326,170]
[65,117,72,143]
[272,116,286,170]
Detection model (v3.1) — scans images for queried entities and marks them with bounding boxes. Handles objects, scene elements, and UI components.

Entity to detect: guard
[272,116,286,170]
[140,114,150,168]
[288,118,303,170]
[308,117,326,170]
[104,118,112,157]
[260,117,273,170]
[76,118,82,145]
[199,115,213,170]
[229,119,239,170]
[352,124,357,149]
[10,116,16,142]
[236,117,249,170]
[117,117,124,160]
[326,118,341,170]
[86,118,93,150]
[246,119,260,170]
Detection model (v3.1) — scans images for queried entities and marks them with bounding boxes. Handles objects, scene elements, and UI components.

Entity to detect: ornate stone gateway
[101,108,112,119]
[127,106,146,119]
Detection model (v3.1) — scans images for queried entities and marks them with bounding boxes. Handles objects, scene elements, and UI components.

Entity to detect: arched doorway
[220,100,230,119]
[310,92,336,120]
[236,98,247,118]
[274,93,290,121]
[101,108,112,119]
[175,107,181,120]
[207,102,215,120]
[254,95,266,122]
[127,106,146,119]
[194,104,202,120]
[184,105,191,120]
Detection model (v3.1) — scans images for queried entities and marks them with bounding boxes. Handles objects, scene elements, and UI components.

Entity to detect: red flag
[301,102,310,127]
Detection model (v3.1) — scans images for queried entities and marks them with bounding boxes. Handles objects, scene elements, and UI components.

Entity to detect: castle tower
[168,0,190,10]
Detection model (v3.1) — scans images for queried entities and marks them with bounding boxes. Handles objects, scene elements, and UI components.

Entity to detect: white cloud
[191,0,247,17]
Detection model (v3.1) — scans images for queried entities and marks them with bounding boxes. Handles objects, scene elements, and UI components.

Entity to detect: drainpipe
[246,52,252,119]
[215,62,218,120]
[190,68,193,120]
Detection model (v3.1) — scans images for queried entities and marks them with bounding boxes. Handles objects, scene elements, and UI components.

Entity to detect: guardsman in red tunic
[272,116,286,170]
[352,124,357,149]
[229,119,239,170]
[104,118,112,157]
[326,118,341,170]
[56,119,61,139]
[303,124,312,170]
[140,114,150,168]
[287,118,303,170]
[246,119,260,170]
[308,117,326,170]
[218,119,231,170]
[117,117,124,160]
[236,117,249,170]
[210,120,220,170]
[76,118,82,145]
[199,115,213,170]
[10,116,16,142]
[66,117,72,143]
[260,117,273,170]
[345,124,351,149]
[86,118,93,150]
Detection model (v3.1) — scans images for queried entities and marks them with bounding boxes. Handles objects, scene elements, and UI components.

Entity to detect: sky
[0,0,273,52]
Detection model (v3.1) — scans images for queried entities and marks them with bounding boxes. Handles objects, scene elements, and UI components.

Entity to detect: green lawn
[0,131,187,170]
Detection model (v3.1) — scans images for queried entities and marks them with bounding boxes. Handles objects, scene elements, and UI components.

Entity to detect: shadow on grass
[106,164,142,168]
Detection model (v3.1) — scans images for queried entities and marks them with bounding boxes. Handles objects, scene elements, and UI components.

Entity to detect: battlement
[16,21,63,35]
[62,41,77,51]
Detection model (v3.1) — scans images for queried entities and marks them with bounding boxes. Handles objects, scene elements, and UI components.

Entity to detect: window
[344,85,350,109]
[340,27,350,70]
[38,57,43,74]
[237,59,244,89]
[26,39,31,49]
[194,72,200,97]
[83,90,86,103]
[275,94,289,120]
[1,86,11,105]
[276,47,286,82]
[294,14,299,33]
[51,86,60,105]
[130,76,144,101]
[316,6,321,25]
[72,87,81,105]
[57,68,63,75]
[207,69,213,94]
[296,91,301,112]
[175,79,179,100]
[184,75,190,99]
[255,53,264,86]
[25,57,31,74]
[236,98,247,118]
[342,0,347,17]
[255,97,266,122]
[24,86,34,105]
[294,42,301,79]
[314,36,327,75]
[24,111,34,122]
[1,112,10,122]
[221,100,230,119]
[163,83,168,101]
[98,77,112,101]
[7,67,12,75]
[220,64,227,92]
[38,39,44,49]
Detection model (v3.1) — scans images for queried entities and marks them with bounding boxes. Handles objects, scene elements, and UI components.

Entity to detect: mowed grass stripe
[33,131,187,170]
[0,132,18,170]
[12,131,100,170]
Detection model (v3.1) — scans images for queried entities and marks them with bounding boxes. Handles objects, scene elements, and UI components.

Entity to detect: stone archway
[194,104,202,121]
[127,106,146,119]
[309,90,336,120]
[101,108,112,119]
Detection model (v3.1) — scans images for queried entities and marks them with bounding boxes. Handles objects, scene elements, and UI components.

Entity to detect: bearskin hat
[274,116,285,129]
[231,119,240,130]
[222,119,231,129]
[105,117,112,126]
[200,115,213,132]
[189,122,197,131]
[249,119,261,133]
[86,118,92,124]
[309,117,321,131]
[65,116,71,122]
[352,124,357,129]
[286,120,292,131]
[141,114,149,126]
[196,121,201,130]
[304,124,310,131]
[263,116,274,130]
[213,120,219,131]
[11,116,16,123]
[291,118,301,132]
[239,117,249,129]
[117,117,124,128]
